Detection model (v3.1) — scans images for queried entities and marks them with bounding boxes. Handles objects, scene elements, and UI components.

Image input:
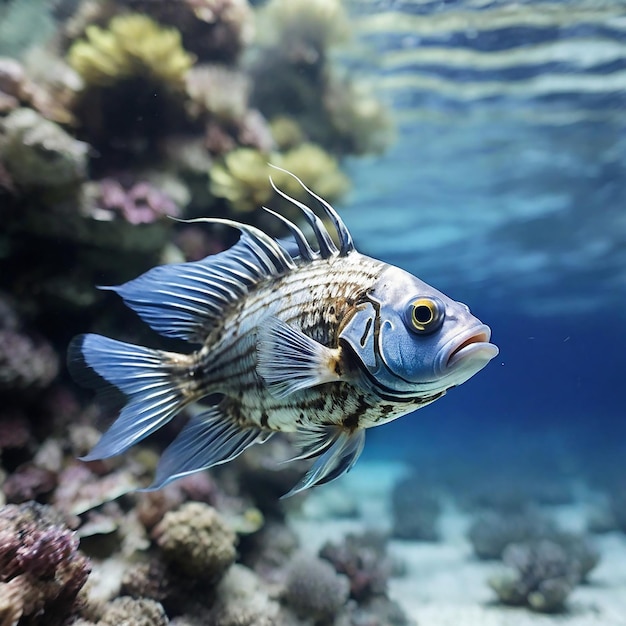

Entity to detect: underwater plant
[67,13,194,89]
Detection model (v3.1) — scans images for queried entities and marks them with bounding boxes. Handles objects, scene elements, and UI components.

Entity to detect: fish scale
[69,167,498,497]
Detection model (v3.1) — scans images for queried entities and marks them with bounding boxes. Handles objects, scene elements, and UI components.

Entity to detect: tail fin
[68,334,196,461]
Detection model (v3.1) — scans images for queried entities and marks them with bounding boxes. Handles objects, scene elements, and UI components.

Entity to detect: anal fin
[144,407,271,490]
[257,317,344,399]
[282,427,366,498]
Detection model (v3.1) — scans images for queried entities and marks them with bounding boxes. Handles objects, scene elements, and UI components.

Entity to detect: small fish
[69,167,499,497]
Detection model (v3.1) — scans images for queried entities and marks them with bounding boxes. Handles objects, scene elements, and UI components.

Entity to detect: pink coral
[96,178,180,225]
[0,502,91,623]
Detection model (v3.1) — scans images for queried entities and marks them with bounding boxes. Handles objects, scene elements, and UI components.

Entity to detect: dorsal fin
[104,168,356,343]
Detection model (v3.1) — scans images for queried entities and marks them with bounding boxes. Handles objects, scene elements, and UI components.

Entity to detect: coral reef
[282,552,350,623]
[152,502,237,581]
[0,502,91,625]
[489,539,580,612]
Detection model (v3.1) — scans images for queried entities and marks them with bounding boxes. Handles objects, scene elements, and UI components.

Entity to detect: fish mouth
[442,324,499,383]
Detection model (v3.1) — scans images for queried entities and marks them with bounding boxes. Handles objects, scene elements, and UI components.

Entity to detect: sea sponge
[152,502,236,582]
[0,107,88,189]
[67,13,194,89]
[282,552,349,623]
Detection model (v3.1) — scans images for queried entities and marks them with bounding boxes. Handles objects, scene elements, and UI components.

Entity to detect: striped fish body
[70,168,498,497]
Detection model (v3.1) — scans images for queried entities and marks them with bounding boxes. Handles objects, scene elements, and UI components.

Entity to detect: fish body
[69,168,498,496]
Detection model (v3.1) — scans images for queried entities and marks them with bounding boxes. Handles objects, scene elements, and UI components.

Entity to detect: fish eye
[405,297,445,334]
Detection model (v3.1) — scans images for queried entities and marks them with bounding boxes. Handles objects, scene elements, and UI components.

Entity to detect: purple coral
[96,178,180,225]
[0,502,91,622]
[319,531,392,601]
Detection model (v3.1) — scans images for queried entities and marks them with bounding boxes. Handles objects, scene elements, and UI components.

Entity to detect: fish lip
[440,324,499,373]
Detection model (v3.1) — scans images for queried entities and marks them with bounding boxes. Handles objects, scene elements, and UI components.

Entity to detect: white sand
[289,461,626,626]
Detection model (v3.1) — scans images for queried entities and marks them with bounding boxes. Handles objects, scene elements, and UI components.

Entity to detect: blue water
[341,0,626,482]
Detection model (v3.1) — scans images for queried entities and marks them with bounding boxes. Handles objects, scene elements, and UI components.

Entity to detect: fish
[68,166,499,497]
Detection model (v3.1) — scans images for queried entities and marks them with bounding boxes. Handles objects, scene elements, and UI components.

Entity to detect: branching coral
[67,13,194,89]
[0,502,91,624]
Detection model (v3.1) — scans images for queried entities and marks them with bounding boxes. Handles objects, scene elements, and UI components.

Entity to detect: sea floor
[288,461,626,626]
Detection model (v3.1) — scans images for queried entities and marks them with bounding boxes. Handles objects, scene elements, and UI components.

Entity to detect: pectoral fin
[257,317,344,398]
[282,427,366,498]
[144,407,271,490]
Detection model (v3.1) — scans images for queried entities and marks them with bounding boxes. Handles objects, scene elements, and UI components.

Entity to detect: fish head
[339,265,499,397]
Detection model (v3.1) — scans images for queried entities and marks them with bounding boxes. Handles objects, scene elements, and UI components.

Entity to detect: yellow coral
[277,143,349,204]
[210,143,349,217]
[67,13,194,88]
[210,148,273,213]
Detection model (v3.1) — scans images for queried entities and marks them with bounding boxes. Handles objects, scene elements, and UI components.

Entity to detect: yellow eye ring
[406,297,445,334]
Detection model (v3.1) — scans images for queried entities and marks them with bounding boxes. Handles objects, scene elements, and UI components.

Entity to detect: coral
[209,148,273,213]
[123,0,254,63]
[186,64,250,123]
[277,142,349,205]
[323,77,394,156]
[0,326,60,394]
[152,502,236,582]
[257,0,350,64]
[282,552,349,623]
[67,14,194,89]
[0,107,88,189]
[319,531,392,601]
[489,539,580,612]
[210,143,348,216]
[3,464,57,503]
[390,476,441,541]
[98,596,168,626]
[208,564,281,626]
[92,178,180,225]
[269,116,305,151]
[0,502,91,624]
[467,510,556,560]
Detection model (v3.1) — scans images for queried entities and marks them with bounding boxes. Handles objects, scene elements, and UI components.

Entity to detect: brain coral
[152,502,236,582]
